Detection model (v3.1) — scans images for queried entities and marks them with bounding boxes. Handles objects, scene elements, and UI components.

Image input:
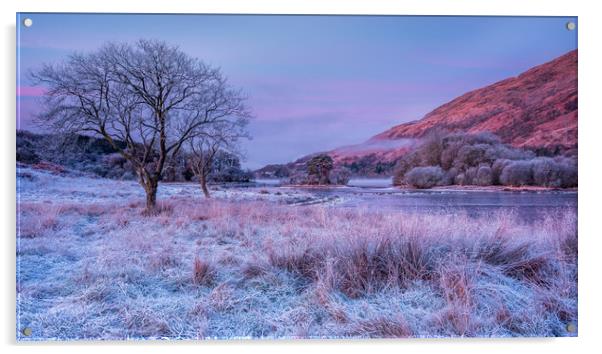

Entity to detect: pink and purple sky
[16,14,577,169]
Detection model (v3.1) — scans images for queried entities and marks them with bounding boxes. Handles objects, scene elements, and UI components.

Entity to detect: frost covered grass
[16,169,577,340]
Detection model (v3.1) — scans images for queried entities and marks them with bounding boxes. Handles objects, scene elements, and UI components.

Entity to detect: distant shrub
[486,144,534,161]
[497,157,576,188]
[560,161,578,188]
[287,154,349,186]
[208,150,251,183]
[445,167,460,183]
[417,132,445,166]
[392,151,421,186]
[532,157,577,188]
[453,144,490,171]
[499,161,534,186]
[211,167,253,183]
[464,166,478,185]
[17,130,133,178]
[16,136,41,164]
[345,154,397,176]
[16,146,40,164]
[103,153,127,168]
[474,165,493,186]
[330,167,351,185]
[404,166,447,189]
[392,132,576,188]
[440,132,500,170]
[287,172,309,185]
[307,154,334,185]
[454,173,466,185]
[491,159,512,185]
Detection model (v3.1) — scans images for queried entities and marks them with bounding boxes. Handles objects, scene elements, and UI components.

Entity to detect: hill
[260,50,577,177]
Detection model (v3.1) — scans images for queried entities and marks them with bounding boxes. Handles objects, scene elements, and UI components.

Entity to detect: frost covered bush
[453,144,490,171]
[393,132,520,187]
[392,151,421,185]
[306,154,334,185]
[211,167,253,183]
[496,157,577,188]
[531,157,578,188]
[474,165,493,186]
[416,133,444,166]
[16,131,255,184]
[103,153,127,168]
[287,171,309,185]
[499,160,534,186]
[286,155,349,186]
[392,131,576,188]
[491,159,512,185]
[16,136,41,164]
[440,132,501,170]
[404,166,447,188]
[330,167,351,185]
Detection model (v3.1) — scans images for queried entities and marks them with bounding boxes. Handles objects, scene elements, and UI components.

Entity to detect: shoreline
[404,185,578,193]
[19,162,578,194]
[277,182,577,193]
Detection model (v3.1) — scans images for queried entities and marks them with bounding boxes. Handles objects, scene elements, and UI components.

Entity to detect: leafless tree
[32,39,250,213]
[188,117,249,198]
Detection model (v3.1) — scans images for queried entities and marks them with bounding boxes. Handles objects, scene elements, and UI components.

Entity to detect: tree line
[393,131,577,189]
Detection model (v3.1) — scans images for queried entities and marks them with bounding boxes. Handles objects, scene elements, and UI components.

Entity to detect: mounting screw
[22,327,32,336]
[566,322,577,333]
[23,18,33,28]
[566,21,576,31]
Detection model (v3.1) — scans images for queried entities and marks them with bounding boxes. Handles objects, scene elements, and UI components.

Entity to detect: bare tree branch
[31,39,252,212]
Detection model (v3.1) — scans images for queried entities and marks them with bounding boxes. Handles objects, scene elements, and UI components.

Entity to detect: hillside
[261,50,577,177]
[372,49,577,150]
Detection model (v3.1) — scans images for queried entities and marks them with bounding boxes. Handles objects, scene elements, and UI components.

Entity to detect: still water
[256,178,577,223]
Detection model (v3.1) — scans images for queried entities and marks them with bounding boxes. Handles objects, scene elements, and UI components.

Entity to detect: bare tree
[188,118,249,198]
[32,39,250,213]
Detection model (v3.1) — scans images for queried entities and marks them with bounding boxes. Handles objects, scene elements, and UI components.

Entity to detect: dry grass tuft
[351,315,413,338]
[436,262,474,335]
[18,203,63,238]
[208,283,235,311]
[241,257,271,280]
[192,256,216,286]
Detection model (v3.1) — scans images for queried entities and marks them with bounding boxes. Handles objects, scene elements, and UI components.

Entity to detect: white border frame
[2,1,600,353]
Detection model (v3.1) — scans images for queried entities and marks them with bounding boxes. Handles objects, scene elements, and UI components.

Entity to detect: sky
[16,14,577,169]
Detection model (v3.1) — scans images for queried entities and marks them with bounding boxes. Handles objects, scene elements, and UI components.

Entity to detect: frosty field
[16,167,578,339]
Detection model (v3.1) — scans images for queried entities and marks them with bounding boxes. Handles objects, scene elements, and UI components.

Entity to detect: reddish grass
[17,191,577,339]
[192,256,215,286]
[351,315,413,338]
[17,203,63,238]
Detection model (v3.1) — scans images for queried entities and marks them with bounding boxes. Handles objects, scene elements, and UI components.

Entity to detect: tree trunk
[138,168,159,214]
[199,173,211,198]
[145,183,158,212]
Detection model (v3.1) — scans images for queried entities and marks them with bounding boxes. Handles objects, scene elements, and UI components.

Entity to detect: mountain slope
[334,50,577,163]
[376,50,576,145]
[257,50,577,177]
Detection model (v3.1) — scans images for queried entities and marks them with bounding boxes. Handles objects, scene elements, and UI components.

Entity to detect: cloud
[17,86,46,97]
